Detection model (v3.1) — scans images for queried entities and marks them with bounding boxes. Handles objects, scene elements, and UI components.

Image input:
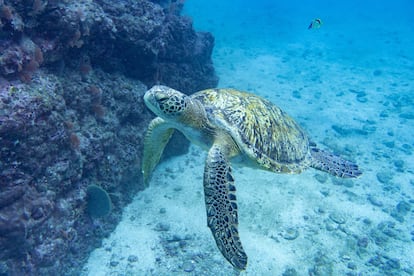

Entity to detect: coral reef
[93,0,217,93]
[0,0,217,274]
[0,0,217,92]
[0,69,151,275]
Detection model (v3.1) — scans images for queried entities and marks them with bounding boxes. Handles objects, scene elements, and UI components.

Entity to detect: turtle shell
[191,88,311,173]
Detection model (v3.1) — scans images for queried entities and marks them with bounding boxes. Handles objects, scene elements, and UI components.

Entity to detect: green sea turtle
[142,85,361,270]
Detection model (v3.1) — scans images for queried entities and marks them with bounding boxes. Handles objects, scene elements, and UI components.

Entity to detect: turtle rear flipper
[310,147,362,178]
[204,143,247,270]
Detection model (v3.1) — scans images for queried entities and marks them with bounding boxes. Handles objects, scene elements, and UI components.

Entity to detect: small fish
[308,18,322,29]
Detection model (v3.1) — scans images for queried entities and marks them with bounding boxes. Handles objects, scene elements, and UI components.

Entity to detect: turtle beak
[145,86,168,106]
[144,86,160,115]
[144,85,177,117]
[144,85,187,118]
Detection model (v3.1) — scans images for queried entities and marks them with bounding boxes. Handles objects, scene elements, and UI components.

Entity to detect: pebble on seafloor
[331,177,354,188]
[367,194,384,207]
[154,222,171,232]
[182,260,196,273]
[314,173,328,184]
[329,212,346,225]
[281,227,300,240]
[376,172,393,184]
[109,260,119,267]
[390,201,411,222]
[128,255,138,263]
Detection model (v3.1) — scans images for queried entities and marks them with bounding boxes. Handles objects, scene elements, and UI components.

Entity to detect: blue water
[85,1,414,274]
[184,0,414,83]
[185,0,414,57]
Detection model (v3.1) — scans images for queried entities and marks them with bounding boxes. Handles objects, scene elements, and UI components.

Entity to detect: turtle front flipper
[142,117,174,186]
[310,146,362,178]
[203,143,247,270]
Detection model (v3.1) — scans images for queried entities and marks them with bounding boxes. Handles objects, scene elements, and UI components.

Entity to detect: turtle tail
[310,146,362,178]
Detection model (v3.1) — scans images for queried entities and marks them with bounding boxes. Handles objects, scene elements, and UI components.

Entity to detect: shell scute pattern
[192,89,311,172]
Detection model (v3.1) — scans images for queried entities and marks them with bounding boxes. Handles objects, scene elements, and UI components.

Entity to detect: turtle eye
[155,93,169,103]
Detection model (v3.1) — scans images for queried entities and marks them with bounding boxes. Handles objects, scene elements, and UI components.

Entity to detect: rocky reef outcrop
[0,70,151,275]
[0,0,217,92]
[0,0,217,274]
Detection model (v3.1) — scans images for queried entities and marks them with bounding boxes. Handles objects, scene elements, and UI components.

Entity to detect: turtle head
[144,85,190,120]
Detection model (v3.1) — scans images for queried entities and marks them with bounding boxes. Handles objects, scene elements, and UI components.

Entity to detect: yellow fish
[308,18,322,29]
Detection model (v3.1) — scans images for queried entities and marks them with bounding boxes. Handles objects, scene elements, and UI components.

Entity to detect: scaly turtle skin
[142,85,362,270]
